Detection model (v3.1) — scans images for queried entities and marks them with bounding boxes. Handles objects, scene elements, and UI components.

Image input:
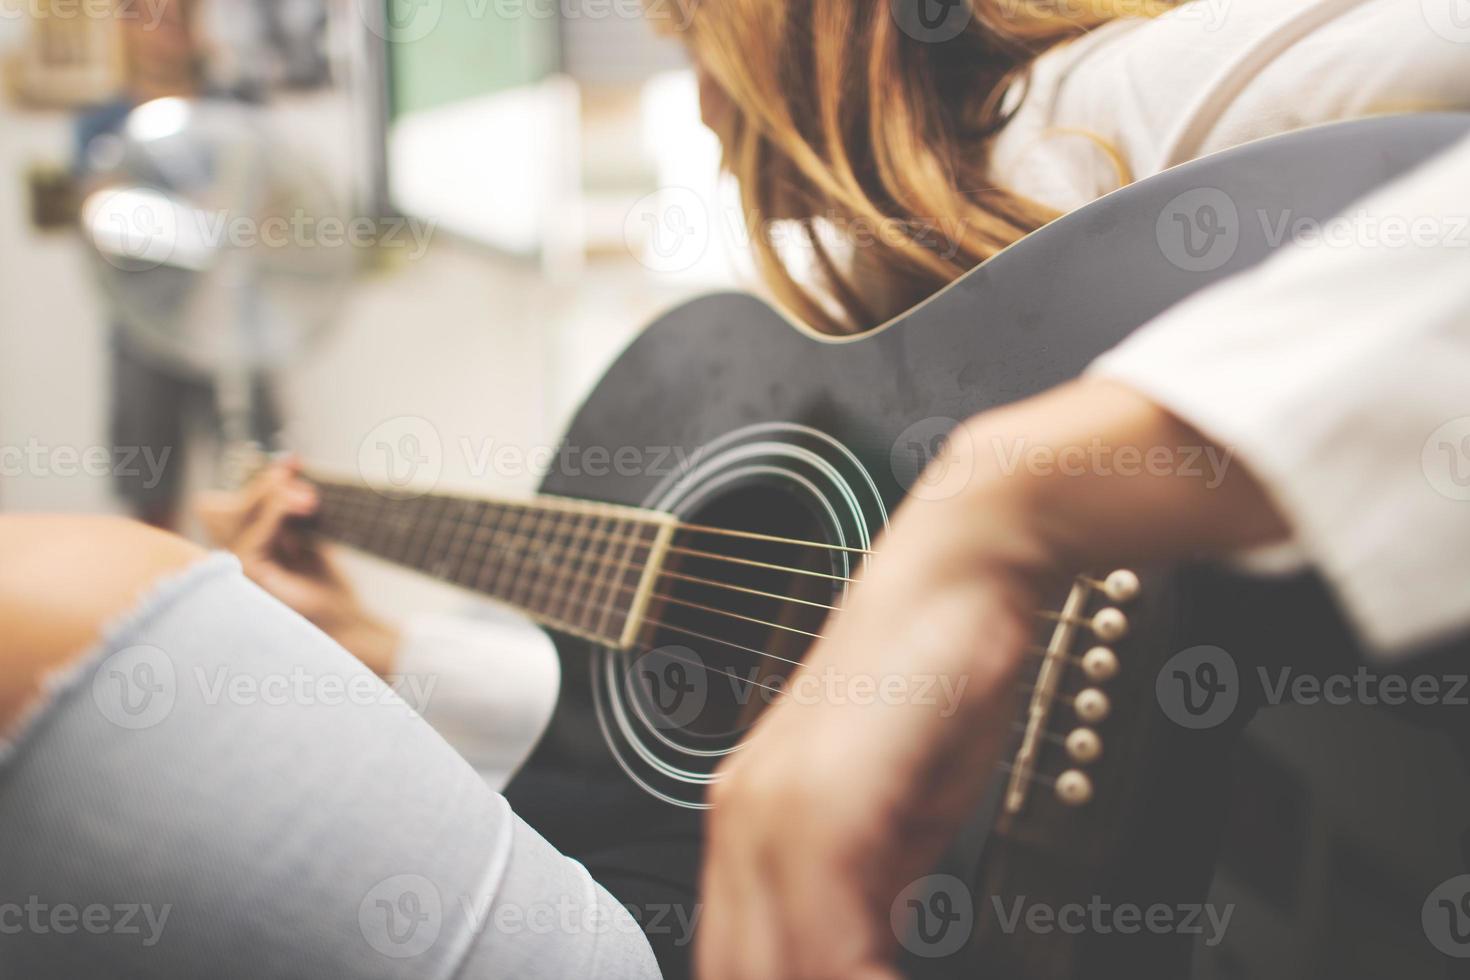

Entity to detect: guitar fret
[344,489,375,552]
[403,496,441,571]
[472,503,511,597]
[435,499,464,578]
[508,507,555,612]
[539,511,577,626]
[306,477,670,649]
[376,494,410,562]
[517,513,610,635]
[366,494,397,555]
[607,521,660,644]
[456,501,501,592]
[551,513,594,630]
[422,498,461,578]
[596,517,638,641]
[581,516,620,635]
[488,504,536,601]
[391,495,428,565]
[445,499,485,587]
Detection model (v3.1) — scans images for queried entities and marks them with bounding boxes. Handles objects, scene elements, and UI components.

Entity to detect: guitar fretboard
[310,478,675,648]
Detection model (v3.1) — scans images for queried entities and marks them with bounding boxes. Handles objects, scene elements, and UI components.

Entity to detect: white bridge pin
[1055,770,1094,806]
[1073,688,1111,724]
[1080,646,1120,682]
[1065,727,1103,764]
[1090,608,1128,642]
[1102,569,1141,603]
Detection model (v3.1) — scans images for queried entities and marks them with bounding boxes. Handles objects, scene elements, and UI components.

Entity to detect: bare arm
[698,378,1287,980]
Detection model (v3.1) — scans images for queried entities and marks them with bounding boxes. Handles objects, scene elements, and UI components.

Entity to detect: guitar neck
[307,477,676,649]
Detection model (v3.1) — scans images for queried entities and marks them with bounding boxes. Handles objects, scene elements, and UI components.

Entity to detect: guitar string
[316,491,843,675]
[317,485,1099,649]
[319,485,1081,660]
[666,544,855,584]
[313,479,872,566]
[319,484,859,589]
[315,484,861,607]
[316,486,1110,685]
[315,485,1082,795]
[528,602,1067,793]
[579,618,1067,791]
[675,522,873,555]
[637,642,789,697]
[320,495,830,654]
[659,569,841,613]
[389,522,839,640]
[318,488,1092,780]
[322,497,1081,684]
[651,592,825,641]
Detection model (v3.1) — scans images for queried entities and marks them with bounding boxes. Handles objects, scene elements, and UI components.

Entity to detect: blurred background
[0,0,747,611]
[0,0,742,514]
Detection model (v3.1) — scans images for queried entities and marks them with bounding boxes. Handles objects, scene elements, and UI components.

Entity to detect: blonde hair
[669,0,1172,333]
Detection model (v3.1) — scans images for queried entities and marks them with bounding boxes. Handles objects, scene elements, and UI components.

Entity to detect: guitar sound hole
[634,483,841,741]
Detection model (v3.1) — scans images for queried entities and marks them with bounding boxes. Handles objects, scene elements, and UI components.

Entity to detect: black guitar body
[503,114,1470,979]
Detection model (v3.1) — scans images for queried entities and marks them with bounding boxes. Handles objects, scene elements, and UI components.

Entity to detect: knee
[0,515,205,728]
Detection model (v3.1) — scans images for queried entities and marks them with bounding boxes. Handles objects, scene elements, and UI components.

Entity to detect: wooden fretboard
[309,478,676,648]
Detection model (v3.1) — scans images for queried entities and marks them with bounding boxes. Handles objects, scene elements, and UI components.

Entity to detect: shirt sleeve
[991,0,1470,212]
[392,607,561,790]
[1088,133,1470,656]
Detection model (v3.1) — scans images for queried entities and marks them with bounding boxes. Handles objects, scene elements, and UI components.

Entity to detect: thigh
[0,553,660,979]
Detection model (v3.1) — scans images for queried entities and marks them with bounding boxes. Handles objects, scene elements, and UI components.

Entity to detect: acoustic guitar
[300,114,1470,979]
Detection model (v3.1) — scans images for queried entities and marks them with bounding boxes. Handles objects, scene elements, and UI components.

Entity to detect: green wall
[387,0,560,118]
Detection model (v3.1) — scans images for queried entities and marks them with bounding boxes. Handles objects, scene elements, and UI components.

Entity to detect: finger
[238,472,318,547]
[767,830,887,979]
[196,464,294,546]
[235,486,303,562]
[701,784,802,979]
[699,846,778,980]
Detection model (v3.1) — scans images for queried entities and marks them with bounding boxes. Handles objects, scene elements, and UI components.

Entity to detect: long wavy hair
[665,0,1170,333]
